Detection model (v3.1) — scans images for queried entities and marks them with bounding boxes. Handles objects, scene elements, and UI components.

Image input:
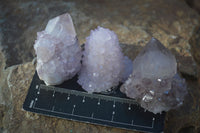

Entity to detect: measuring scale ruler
[23,72,165,133]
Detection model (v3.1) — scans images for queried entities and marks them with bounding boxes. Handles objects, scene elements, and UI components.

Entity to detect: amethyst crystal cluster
[78,27,133,93]
[34,13,187,114]
[34,13,82,85]
[120,38,187,114]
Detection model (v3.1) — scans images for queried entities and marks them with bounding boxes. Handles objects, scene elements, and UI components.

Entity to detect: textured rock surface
[34,13,82,85]
[0,0,200,132]
[185,0,200,14]
[189,26,200,86]
[121,38,187,114]
[78,27,132,93]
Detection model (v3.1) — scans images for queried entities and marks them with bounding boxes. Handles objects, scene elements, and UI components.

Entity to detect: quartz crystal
[78,26,133,93]
[121,38,187,114]
[34,13,82,85]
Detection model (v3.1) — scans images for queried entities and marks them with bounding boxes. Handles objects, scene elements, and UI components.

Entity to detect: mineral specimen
[78,26,132,93]
[34,13,82,85]
[121,38,187,114]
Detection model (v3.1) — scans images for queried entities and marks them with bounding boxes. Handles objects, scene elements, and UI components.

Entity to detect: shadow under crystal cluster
[120,38,187,114]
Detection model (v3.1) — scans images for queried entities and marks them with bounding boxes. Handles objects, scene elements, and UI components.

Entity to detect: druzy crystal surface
[34,13,82,85]
[121,38,187,114]
[78,27,132,93]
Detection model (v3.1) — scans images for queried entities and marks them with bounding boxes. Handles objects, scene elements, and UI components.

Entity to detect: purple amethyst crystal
[34,13,82,85]
[78,26,133,93]
[121,38,187,114]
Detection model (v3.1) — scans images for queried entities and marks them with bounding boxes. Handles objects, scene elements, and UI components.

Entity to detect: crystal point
[121,38,187,114]
[45,13,76,40]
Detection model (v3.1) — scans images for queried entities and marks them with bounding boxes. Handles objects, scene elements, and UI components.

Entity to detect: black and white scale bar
[23,72,165,133]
